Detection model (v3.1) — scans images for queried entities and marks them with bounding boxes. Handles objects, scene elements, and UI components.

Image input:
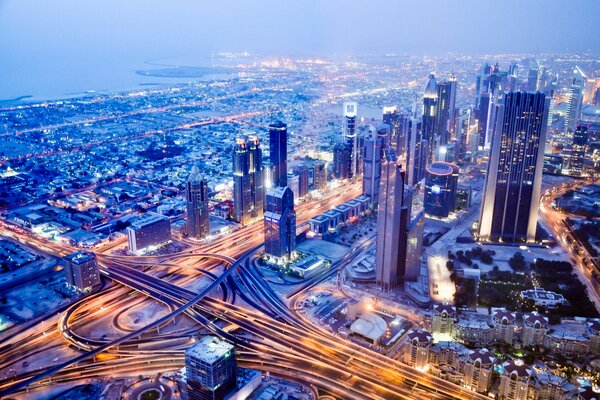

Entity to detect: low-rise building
[522,312,549,348]
[402,329,433,370]
[587,320,600,356]
[463,349,496,394]
[520,288,566,307]
[498,360,536,400]
[64,251,101,291]
[492,308,516,345]
[544,330,589,358]
[452,319,494,347]
[431,303,456,336]
[536,371,577,400]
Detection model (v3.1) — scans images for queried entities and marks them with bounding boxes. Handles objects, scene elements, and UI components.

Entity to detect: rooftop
[186,336,234,364]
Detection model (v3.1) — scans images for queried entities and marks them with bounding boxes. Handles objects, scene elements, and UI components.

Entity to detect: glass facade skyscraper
[269,121,288,188]
[186,165,210,239]
[479,92,549,243]
[233,136,264,225]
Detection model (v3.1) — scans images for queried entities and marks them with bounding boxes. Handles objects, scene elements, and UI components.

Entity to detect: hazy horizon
[1,0,599,100]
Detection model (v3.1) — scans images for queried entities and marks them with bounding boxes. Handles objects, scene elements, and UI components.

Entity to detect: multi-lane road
[539,178,600,308]
[0,181,489,400]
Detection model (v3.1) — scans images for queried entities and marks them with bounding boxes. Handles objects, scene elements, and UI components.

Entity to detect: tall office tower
[287,173,300,203]
[407,119,426,186]
[565,66,587,132]
[233,137,264,225]
[269,121,288,188]
[583,78,599,104]
[478,92,549,243]
[186,165,210,239]
[363,125,386,208]
[64,251,101,291]
[342,101,359,178]
[424,162,459,218]
[264,186,296,263]
[474,63,492,106]
[562,124,589,176]
[263,162,274,190]
[422,74,439,163]
[376,149,416,291]
[333,143,351,179]
[186,336,237,400]
[292,166,309,199]
[527,64,539,92]
[435,75,457,145]
[312,160,327,191]
[383,106,400,151]
[477,92,491,149]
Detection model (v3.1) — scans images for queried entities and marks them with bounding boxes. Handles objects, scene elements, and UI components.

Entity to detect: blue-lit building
[264,186,296,263]
[185,336,237,400]
[186,165,210,239]
[233,136,264,225]
[363,125,386,208]
[269,121,288,188]
[479,92,549,243]
[342,101,359,178]
[424,162,459,218]
[64,251,100,291]
[422,74,438,164]
[333,143,352,180]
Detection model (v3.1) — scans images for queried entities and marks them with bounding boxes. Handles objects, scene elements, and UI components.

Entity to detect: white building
[402,329,433,370]
[126,212,171,254]
[521,312,549,348]
[463,349,496,394]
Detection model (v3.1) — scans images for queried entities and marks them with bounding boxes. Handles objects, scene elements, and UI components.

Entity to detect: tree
[509,252,527,271]
[480,251,493,264]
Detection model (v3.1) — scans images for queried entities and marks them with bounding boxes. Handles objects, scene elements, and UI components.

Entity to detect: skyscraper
[424,162,459,218]
[264,186,296,263]
[564,66,587,132]
[233,136,264,225]
[185,336,237,400]
[186,165,210,239]
[363,125,386,208]
[422,74,438,164]
[312,160,327,192]
[435,75,457,146]
[333,143,352,179]
[477,92,491,149]
[527,64,539,92]
[376,149,416,291]
[342,101,359,178]
[407,119,425,186]
[292,166,309,199]
[562,124,589,176]
[479,92,549,243]
[269,121,288,188]
[383,107,411,159]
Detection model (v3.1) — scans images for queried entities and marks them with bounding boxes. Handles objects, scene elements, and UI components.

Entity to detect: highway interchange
[0,181,494,400]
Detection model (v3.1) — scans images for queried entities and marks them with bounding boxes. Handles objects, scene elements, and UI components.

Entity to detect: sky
[0,0,599,99]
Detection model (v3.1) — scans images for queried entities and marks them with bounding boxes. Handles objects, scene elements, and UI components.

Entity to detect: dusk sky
[1,0,599,99]
[1,0,599,58]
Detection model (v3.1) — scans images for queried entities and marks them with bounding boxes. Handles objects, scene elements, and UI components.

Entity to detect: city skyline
[1,3,600,400]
